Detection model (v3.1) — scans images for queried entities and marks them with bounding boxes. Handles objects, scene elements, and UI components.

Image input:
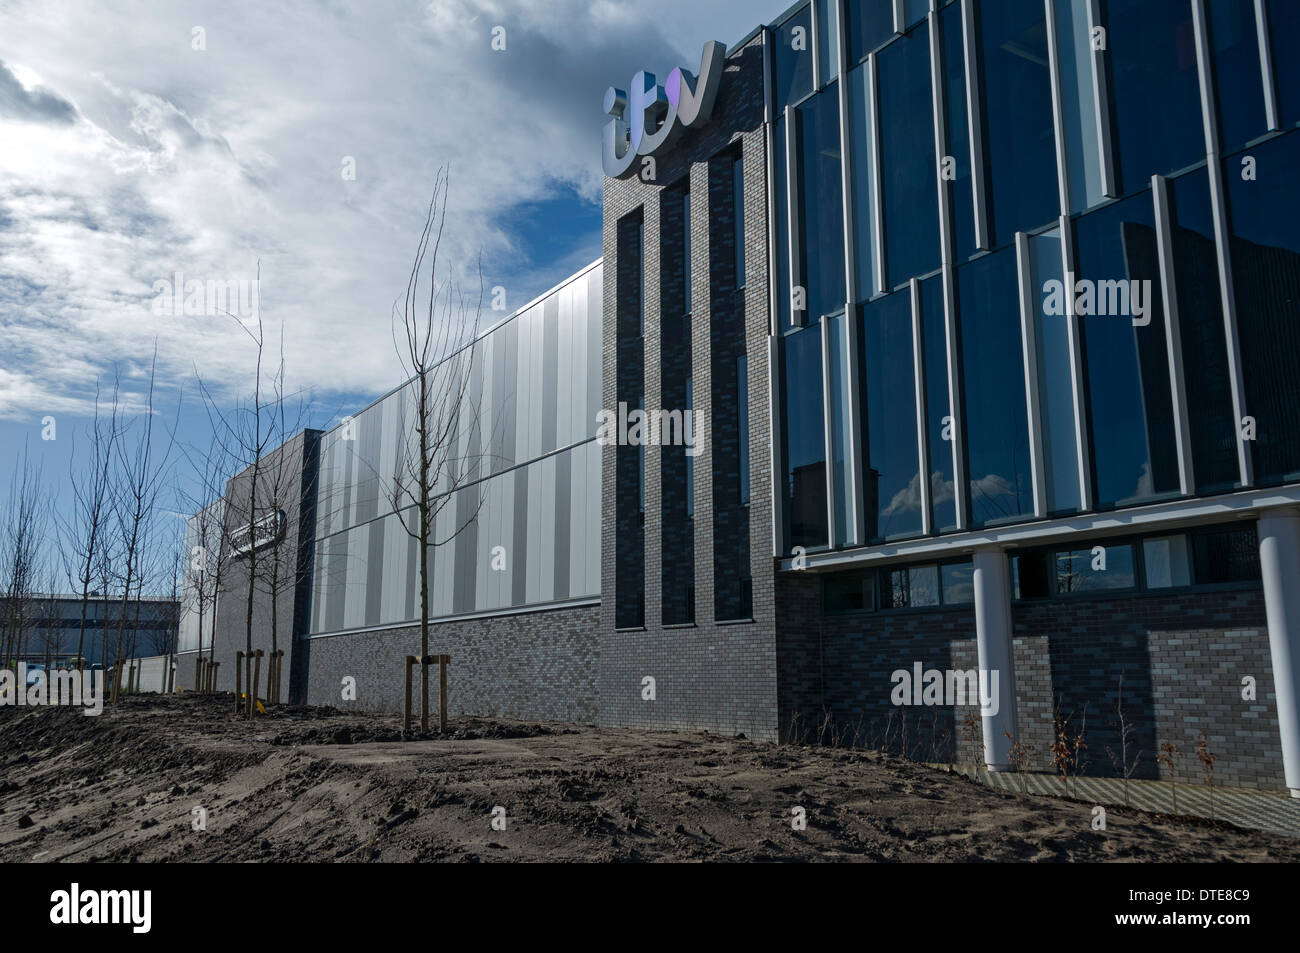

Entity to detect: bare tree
[180,416,235,673]
[109,348,176,703]
[57,375,121,670]
[387,168,487,731]
[1,442,49,669]
[251,321,312,704]
[198,261,286,715]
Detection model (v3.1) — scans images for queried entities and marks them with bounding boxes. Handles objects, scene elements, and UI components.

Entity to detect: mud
[1,694,1295,862]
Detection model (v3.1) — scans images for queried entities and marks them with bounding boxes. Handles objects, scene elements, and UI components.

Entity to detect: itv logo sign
[602,41,726,179]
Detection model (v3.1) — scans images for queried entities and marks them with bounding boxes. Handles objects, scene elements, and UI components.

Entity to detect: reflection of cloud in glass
[882,470,959,518]
[882,472,923,517]
[930,470,955,504]
[1131,460,1153,501]
[970,473,1015,500]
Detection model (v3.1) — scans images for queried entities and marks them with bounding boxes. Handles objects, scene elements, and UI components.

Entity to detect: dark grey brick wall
[777,572,1286,791]
[599,33,779,741]
[297,603,599,723]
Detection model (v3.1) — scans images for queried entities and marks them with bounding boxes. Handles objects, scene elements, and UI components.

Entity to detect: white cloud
[0,0,762,422]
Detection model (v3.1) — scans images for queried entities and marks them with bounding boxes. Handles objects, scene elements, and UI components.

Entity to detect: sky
[0,0,766,585]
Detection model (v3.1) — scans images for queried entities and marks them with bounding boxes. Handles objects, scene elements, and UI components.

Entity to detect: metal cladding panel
[305,262,602,636]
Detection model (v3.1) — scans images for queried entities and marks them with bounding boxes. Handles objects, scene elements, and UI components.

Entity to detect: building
[5,592,178,668]
[180,0,1300,796]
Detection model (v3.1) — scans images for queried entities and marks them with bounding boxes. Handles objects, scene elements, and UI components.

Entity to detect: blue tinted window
[903,0,930,32]
[818,0,841,83]
[1054,0,1106,213]
[1054,544,1136,592]
[829,312,853,544]
[919,275,956,532]
[775,5,815,111]
[1073,192,1180,507]
[879,28,940,287]
[1028,229,1082,513]
[738,355,750,504]
[782,326,828,549]
[1225,133,1300,484]
[1208,0,1268,152]
[1270,0,1300,128]
[847,61,881,297]
[847,0,895,64]
[797,88,847,321]
[957,248,1033,526]
[940,1,977,261]
[1167,168,1240,492]
[941,561,975,604]
[1102,0,1204,195]
[861,290,922,540]
[977,0,1059,247]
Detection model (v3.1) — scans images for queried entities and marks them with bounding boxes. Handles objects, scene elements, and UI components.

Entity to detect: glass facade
[782,324,828,549]
[1073,191,1178,508]
[861,290,920,540]
[1102,0,1203,195]
[957,247,1032,527]
[975,0,1059,248]
[796,88,846,321]
[773,0,1300,556]
[878,25,939,289]
[1225,133,1300,484]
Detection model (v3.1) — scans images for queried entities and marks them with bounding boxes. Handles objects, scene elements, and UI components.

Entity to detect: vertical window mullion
[868,53,888,293]
[1255,0,1279,131]
[941,261,968,530]
[910,278,933,534]
[1193,0,1254,487]
[820,312,838,548]
[960,0,990,250]
[769,335,786,555]
[1059,214,1094,511]
[765,28,780,338]
[835,0,865,545]
[1044,0,1072,218]
[935,6,967,529]
[812,0,823,90]
[1085,0,1117,198]
[1015,231,1048,519]
[930,8,953,266]
[785,104,804,327]
[1152,174,1196,497]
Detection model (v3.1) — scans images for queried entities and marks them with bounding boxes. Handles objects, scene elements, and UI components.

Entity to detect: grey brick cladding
[292,604,600,723]
[600,33,779,740]
[776,572,1285,790]
[183,604,601,723]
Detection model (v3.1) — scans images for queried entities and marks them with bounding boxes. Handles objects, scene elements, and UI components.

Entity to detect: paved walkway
[950,766,1300,837]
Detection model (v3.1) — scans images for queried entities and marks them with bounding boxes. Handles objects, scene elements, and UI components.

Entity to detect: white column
[1257,510,1300,797]
[973,547,1018,770]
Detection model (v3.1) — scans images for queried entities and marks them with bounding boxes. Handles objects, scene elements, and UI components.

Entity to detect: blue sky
[0,0,765,586]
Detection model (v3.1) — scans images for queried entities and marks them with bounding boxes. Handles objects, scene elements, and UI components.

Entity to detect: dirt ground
[1,694,1296,862]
